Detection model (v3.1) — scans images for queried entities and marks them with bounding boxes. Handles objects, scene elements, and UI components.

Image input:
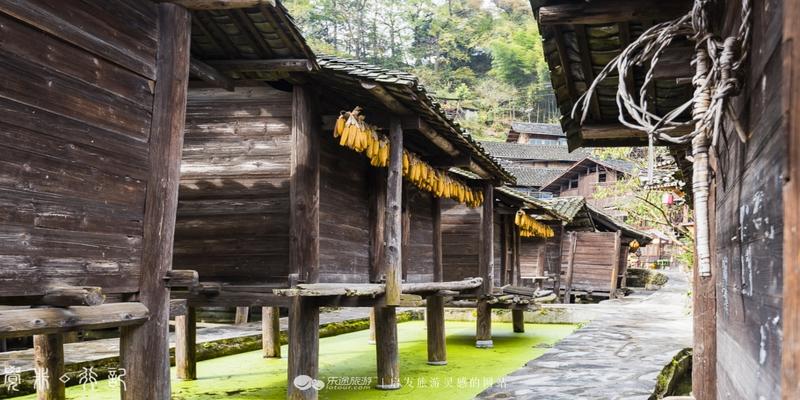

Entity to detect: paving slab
[476,269,692,400]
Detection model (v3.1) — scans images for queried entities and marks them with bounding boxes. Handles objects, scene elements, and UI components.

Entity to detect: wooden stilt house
[170,12,513,395]
[530,0,799,398]
[0,1,194,399]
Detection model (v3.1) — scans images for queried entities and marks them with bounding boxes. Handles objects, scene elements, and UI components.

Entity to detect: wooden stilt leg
[175,307,197,380]
[235,306,249,325]
[262,307,281,358]
[374,305,400,390]
[368,308,377,345]
[426,296,447,365]
[0,338,7,352]
[476,300,493,348]
[512,309,525,333]
[34,334,65,400]
[288,298,320,400]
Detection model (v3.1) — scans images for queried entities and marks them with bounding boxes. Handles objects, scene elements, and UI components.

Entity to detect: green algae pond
[14,320,576,400]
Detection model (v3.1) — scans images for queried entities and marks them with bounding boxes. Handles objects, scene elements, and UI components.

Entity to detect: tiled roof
[315,56,514,184]
[494,186,569,221]
[507,166,567,187]
[510,122,564,136]
[586,204,652,244]
[479,142,590,161]
[543,196,586,221]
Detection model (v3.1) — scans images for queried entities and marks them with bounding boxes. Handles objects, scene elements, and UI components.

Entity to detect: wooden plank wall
[521,227,563,286]
[713,0,785,397]
[0,0,159,297]
[519,238,545,278]
[560,231,618,293]
[174,86,292,285]
[404,185,434,283]
[442,199,481,281]
[317,126,371,283]
[493,217,503,286]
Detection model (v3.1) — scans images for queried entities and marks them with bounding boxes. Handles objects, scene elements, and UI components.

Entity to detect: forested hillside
[284,0,557,139]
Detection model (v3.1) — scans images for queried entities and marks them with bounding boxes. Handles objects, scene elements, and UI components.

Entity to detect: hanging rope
[572,0,752,277]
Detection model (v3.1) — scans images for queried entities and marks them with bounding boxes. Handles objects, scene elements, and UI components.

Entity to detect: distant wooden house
[506,122,567,145]
[531,0,798,398]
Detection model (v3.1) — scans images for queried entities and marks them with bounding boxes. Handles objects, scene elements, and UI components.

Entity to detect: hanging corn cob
[514,209,554,238]
[333,108,483,208]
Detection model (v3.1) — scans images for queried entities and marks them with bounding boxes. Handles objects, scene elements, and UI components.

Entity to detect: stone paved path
[477,269,692,400]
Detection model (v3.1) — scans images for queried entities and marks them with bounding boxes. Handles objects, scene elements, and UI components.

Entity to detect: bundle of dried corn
[514,209,554,238]
[333,108,483,207]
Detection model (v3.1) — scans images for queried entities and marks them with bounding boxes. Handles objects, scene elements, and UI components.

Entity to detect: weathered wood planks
[0,303,149,338]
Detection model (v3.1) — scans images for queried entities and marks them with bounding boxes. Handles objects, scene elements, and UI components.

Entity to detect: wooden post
[34,334,64,400]
[175,307,197,380]
[783,2,800,398]
[119,4,190,399]
[475,299,493,348]
[401,186,410,282]
[432,197,443,283]
[479,183,494,294]
[426,296,447,365]
[512,309,525,333]
[374,305,400,389]
[513,222,521,286]
[369,168,387,283]
[553,225,564,295]
[234,306,249,324]
[262,307,281,358]
[384,118,403,305]
[368,309,376,345]
[694,155,718,400]
[290,85,320,284]
[563,231,578,304]
[287,298,320,400]
[609,230,622,297]
[0,338,6,352]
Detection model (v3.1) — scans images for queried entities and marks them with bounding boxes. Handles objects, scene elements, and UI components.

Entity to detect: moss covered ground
[14,321,576,400]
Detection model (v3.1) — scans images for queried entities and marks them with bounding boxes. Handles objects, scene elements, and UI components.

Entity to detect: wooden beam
[159,0,275,10]
[34,333,65,400]
[475,299,493,348]
[784,2,800,398]
[512,309,525,333]
[41,287,105,307]
[369,168,387,282]
[170,299,188,318]
[563,232,578,303]
[175,307,197,380]
[384,118,404,305]
[164,270,200,289]
[426,295,447,365]
[287,297,319,400]
[374,306,400,389]
[189,57,234,91]
[206,59,313,73]
[290,85,320,284]
[432,197,443,282]
[552,25,578,100]
[120,4,190,400]
[581,123,692,141]
[368,309,377,345]
[262,306,281,358]
[574,25,601,120]
[538,0,691,25]
[234,306,249,324]
[0,303,149,338]
[361,82,410,115]
[479,183,495,294]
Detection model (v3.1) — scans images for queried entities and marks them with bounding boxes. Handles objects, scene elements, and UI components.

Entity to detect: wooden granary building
[530,0,800,398]
[0,1,516,400]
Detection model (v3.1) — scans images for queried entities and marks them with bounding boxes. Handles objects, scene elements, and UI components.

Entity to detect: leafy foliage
[284,0,557,139]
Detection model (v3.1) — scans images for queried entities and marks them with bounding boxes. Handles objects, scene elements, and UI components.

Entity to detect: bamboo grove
[333,107,484,208]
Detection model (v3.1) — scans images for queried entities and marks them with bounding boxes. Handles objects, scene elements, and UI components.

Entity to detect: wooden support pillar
[384,118,404,305]
[287,298,320,400]
[432,197,443,282]
[34,334,64,400]
[512,309,525,333]
[426,296,447,365]
[475,299,493,348]
[175,307,197,380]
[479,183,494,294]
[0,338,6,352]
[563,232,578,304]
[368,309,376,345]
[694,155,718,400]
[119,4,190,399]
[235,306,249,324]
[262,307,281,358]
[290,85,320,284]
[513,223,521,286]
[609,231,622,298]
[369,169,387,283]
[374,306,400,389]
